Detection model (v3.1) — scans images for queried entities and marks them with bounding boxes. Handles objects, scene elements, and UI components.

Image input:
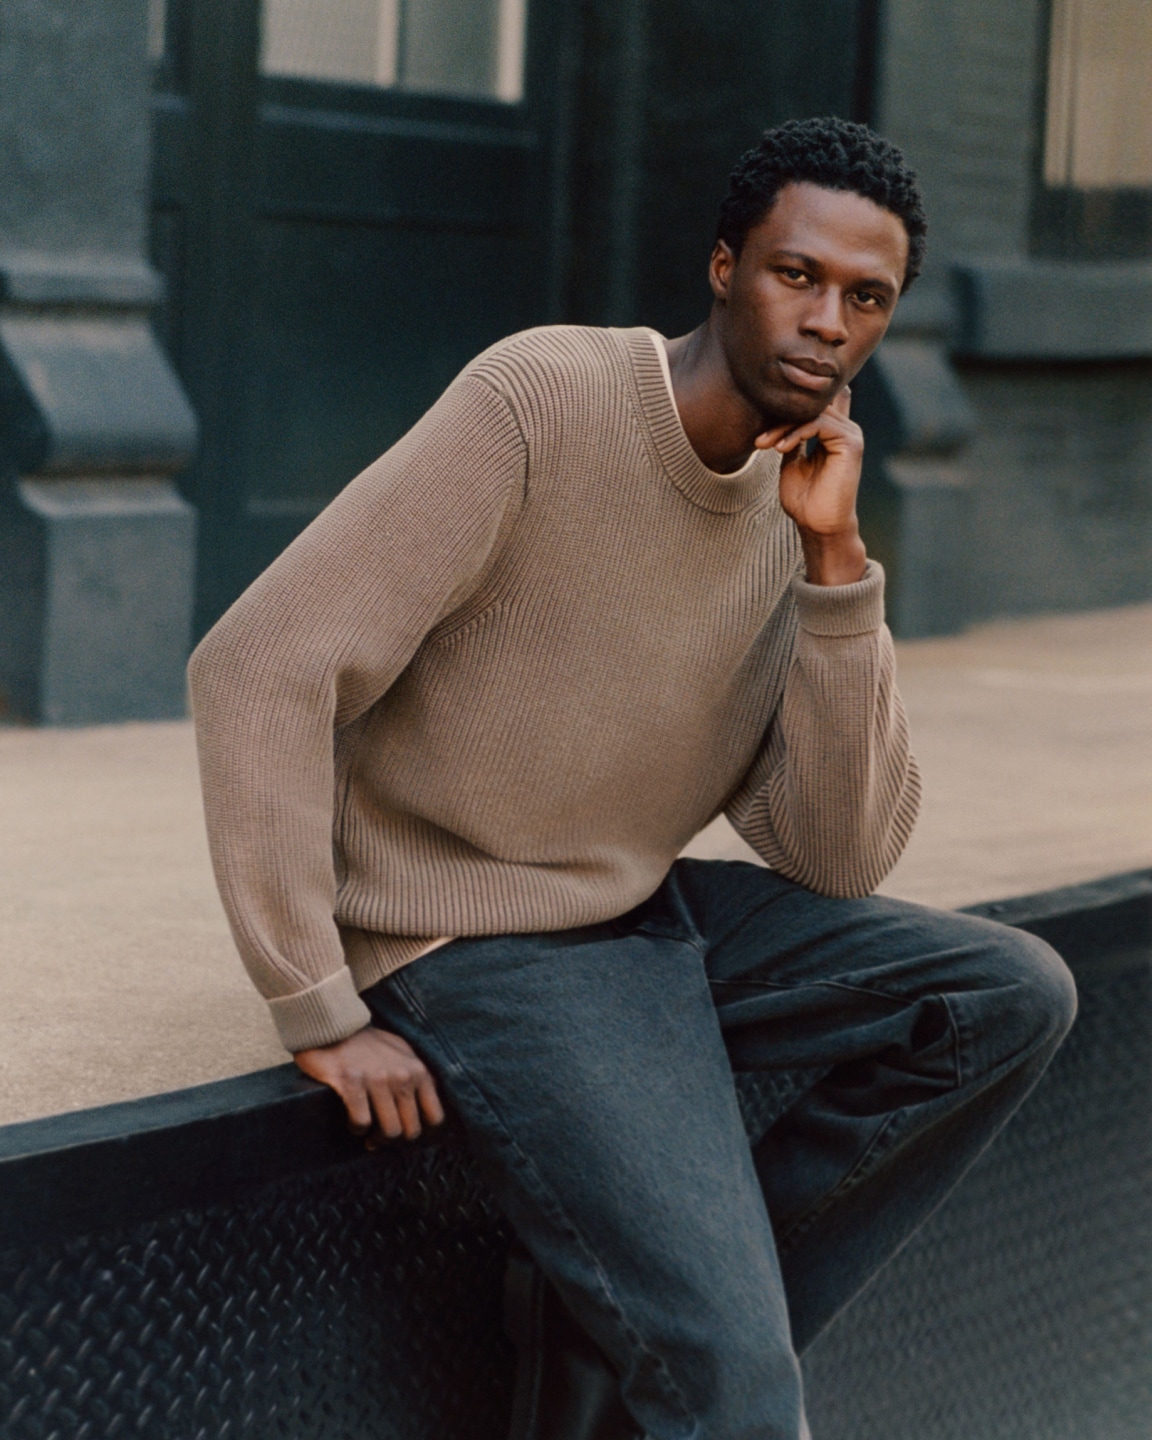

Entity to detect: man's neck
[664,318,767,474]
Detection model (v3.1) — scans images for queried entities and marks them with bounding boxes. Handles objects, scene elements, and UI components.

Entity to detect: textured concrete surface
[1,602,1149,1125]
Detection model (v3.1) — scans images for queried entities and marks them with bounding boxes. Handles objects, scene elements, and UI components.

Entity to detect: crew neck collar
[616,327,779,515]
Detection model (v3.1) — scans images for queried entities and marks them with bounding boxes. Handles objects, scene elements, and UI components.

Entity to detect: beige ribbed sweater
[189,325,920,1053]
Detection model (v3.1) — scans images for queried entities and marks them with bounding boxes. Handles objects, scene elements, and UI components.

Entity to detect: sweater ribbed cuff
[792,560,886,637]
[267,967,373,1053]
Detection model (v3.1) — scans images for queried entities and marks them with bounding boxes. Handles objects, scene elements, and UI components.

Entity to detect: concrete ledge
[0,1063,351,1252]
[964,867,1152,961]
[953,259,1152,360]
[1,867,1147,1251]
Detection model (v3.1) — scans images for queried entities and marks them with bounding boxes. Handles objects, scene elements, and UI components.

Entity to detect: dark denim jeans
[363,859,1077,1440]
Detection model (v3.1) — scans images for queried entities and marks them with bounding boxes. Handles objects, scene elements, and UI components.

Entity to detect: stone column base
[0,476,195,724]
[882,458,973,639]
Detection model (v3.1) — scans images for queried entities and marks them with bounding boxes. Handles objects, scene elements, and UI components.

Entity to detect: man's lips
[777,357,839,392]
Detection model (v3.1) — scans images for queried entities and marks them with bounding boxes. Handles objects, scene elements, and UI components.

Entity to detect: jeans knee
[991,926,1078,1058]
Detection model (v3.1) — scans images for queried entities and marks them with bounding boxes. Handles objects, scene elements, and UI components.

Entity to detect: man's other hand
[294,1026,445,1145]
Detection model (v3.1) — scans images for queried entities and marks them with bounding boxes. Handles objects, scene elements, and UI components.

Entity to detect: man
[190,118,1076,1440]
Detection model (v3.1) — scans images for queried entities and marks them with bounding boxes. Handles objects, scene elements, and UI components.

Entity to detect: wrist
[294,1022,373,1057]
[798,526,867,586]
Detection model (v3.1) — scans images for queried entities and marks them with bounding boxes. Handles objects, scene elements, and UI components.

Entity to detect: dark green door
[150,0,875,635]
[150,0,571,633]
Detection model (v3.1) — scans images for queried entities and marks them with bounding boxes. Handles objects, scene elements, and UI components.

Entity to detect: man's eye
[854,291,883,308]
[781,268,807,282]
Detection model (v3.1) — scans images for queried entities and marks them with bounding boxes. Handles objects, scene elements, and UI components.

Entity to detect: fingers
[774,423,822,455]
[362,1078,423,1147]
[774,411,861,454]
[754,423,794,450]
[398,1089,426,1140]
[368,1042,444,1144]
[774,413,838,451]
[755,384,854,452]
[293,1026,444,1149]
[418,1073,446,1128]
[293,1042,376,1135]
[341,1082,375,1137]
[366,1078,405,1146]
[365,1060,438,1144]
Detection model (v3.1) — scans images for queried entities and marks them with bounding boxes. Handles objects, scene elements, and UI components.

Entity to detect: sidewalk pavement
[1,603,1149,1127]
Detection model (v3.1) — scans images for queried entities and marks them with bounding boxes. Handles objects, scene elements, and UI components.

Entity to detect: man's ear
[709,240,736,303]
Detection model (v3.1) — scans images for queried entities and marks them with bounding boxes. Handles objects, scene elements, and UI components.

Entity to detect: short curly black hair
[716,117,927,291]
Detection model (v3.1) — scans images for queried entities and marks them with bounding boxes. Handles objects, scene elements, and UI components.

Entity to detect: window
[1034,0,1152,257]
[260,0,527,103]
[1044,0,1152,188]
[147,0,167,63]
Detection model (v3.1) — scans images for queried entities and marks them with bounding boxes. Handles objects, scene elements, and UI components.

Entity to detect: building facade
[0,0,1148,719]
[872,0,1152,631]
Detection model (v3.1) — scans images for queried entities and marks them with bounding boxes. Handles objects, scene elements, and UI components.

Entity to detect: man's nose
[800,289,849,346]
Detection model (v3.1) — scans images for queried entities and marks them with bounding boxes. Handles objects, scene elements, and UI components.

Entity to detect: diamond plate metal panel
[1,1138,515,1440]
[804,948,1152,1440]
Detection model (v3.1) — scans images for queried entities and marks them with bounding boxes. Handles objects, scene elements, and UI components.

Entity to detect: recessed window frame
[148,0,192,94]
[149,0,536,125]
[259,0,530,108]
[1030,0,1152,261]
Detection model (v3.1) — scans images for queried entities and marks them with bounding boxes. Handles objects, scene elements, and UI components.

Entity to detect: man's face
[710,181,909,428]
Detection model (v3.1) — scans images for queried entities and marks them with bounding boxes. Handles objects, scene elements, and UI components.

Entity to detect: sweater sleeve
[188,374,526,1052]
[724,560,921,897]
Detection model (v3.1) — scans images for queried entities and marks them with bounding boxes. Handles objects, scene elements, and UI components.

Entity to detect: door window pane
[1044,0,1152,188]
[147,0,167,62]
[261,0,526,101]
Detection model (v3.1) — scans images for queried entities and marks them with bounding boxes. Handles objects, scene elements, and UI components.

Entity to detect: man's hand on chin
[294,1026,445,1147]
[756,385,868,587]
